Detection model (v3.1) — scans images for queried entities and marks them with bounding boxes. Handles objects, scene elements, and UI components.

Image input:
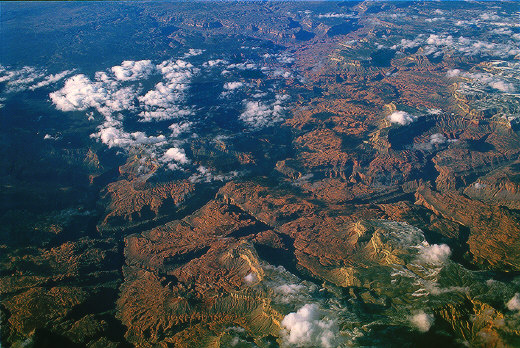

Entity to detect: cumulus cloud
[277,55,295,64]
[272,69,293,79]
[281,304,340,348]
[0,65,73,93]
[29,70,74,90]
[488,80,515,93]
[158,147,190,171]
[183,48,205,58]
[138,82,192,121]
[51,74,112,113]
[50,74,138,117]
[393,34,520,59]
[430,133,447,144]
[275,284,306,295]
[161,147,189,164]
[202,59,229,68]
[111,60,155,81]
[0,65,46,92]
[469,72,516,93]
[480,13,500,21]
[317,12,356,19]
[244,272,258,283]
[43,134,59,140]
[227,62,259,71]
[491,27,513,36]
[474,182,487,189]
[415,133,454,151]
[239,94,288,129]
[0,65,72,92]
[388,111,417,126]
[223,81,244,90]
[417,244,451,266]
[46,51,296,174]
[169,121,192,137]
[221,81,247,97]
[507,293,520,311]
[273,284,309,304]
[92,127,166,148]
[137,59,198,122]
[446,69,461,78]
[188,165,239,183]
[410,311,434,332]
[451,70,516,93]
[425,17,446,23]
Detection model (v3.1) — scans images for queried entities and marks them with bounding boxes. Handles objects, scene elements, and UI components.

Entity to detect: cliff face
[416,187,520,271]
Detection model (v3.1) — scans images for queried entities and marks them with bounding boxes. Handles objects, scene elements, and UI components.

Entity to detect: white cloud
[188,165,239,183]
[138,82,192,121]
[202,59,229,68]
[417,244,451,266]
[410,311,434,332]
[50,74,113,113]
[388,111,417,126]
[430,133,447,145]
[227,62,259,71]
[488,80,515,93]
[223,81,244,90]
[138,59,198,122]
[415,133,456,151]
[474,182,487,189]
[0,66,45,92]
[393,34,520,59]
[168,121,192,137]
[45,51,297,175]
[281,304,340,348]
[273,284,308,304]
[244,272,258,283]
[28,70,74,90]
[507,293,520,311]
[278,55,295,64]
[221,81,247,97]
[0,65,71,92]
[425,17,446,23]
[43,134,59,140]
[161,147,189,164]
[317,13,355,19]
[446,69,461,78]
[239,94,288,129]
[454,70,516,93]
[92,126,166,148]
[491,27,513,36]
[111,60,155,81]
[183,48,205,58]
[275,284,306,295]
[272,69,293,79]
[480,13,500,21]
